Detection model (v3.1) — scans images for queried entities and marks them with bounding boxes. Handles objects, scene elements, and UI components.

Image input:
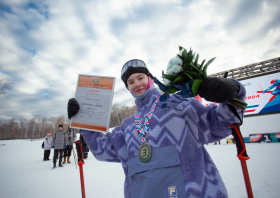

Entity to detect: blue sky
[0,0,280,121]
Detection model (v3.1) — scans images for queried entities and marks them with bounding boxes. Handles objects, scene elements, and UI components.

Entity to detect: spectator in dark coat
[51,124,67,168]
[43,133,52,161]
[62,126,76,164]
[80,132,89,159]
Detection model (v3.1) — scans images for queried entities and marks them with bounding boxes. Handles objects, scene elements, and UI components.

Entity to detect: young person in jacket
[51,124,67,168]
[62,126,77,164]
[43,133,52,161]
[67,59,246,198]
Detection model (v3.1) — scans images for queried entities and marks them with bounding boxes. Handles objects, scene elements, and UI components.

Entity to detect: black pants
[43,150,51,160]
[82,142,89,159]
[63,145,72,157]
[53,149,63,165]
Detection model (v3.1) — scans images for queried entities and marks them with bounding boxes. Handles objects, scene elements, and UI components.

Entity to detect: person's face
[59,127,62,130]
[127,73,149,96]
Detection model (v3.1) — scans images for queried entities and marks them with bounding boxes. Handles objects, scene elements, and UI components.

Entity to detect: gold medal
[138,143,152,163]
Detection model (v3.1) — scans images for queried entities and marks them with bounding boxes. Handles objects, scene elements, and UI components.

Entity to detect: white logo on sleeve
[168,186,178,198]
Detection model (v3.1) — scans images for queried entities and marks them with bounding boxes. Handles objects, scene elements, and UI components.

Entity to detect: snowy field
[0,136,279,198]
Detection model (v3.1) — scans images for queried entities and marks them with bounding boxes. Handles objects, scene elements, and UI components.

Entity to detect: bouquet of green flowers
[154,46,247,110]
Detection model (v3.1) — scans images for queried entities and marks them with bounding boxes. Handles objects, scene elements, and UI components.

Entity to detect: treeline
[109,103,137,128]
[0,115,70,140]
[0,103,136,140]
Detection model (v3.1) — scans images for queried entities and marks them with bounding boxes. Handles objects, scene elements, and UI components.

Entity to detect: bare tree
[109,103,137,128]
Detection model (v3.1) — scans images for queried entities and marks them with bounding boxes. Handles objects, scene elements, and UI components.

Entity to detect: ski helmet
[121,59,153,88]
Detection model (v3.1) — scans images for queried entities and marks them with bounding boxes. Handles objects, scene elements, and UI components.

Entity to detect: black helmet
[121,59,153,88]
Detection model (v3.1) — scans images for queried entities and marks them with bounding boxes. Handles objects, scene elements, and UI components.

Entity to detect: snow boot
[67,156,71,163]
[62,157,66,164]
[59,163,63,167]
[53,163,56,168]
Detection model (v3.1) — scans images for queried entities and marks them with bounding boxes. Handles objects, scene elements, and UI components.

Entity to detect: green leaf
[164,74,177,81]
[192,52,196,62]
[166,85,178,93]
[179,46,183,51]
[182,49,188,62]
[184,62,191,69]
[185,71,200,79]
[173,76,186,84]
[190,63,201,73]
[186,49,193,63]
[192,79,204,96]
[198,59,205,70]
[203,57,216,72]
[183,72,194,80]
[194,54,199,67]
[202,57,216,79]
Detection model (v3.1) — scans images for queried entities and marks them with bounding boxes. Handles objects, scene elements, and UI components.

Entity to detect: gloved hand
[67,98,80,119]
[64,145,67,148]
[51,146,54,148]
[198,77,240,103]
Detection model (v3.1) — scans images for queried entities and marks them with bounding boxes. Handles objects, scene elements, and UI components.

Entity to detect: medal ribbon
[135,96,160,144]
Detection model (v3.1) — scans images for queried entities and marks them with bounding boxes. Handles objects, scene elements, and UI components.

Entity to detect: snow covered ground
[0,136,279,198]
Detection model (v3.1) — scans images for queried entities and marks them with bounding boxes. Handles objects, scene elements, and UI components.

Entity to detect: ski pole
[72,143,77,169]
[74,140,86,198]
[229,123,254,198]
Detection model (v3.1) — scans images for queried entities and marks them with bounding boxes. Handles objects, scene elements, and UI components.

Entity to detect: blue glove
[64,145,67,148]
[51,146,54,148]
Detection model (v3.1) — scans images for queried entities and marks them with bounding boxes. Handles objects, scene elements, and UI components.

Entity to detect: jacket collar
[135,88,161,112]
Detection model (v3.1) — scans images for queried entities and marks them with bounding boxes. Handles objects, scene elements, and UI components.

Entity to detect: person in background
[43,133,52,161]
[79,132,89,159]
[51,124,67,168]
[62,126,76,164]
[214,141,221,145]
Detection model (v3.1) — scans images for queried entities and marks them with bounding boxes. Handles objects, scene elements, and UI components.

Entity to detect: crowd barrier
[226,133,280,144]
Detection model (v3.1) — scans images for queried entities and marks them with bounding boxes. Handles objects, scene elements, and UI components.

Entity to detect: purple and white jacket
[81,82,246,198]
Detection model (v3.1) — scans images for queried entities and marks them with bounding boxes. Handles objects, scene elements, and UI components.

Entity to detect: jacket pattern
[81,80,246,198]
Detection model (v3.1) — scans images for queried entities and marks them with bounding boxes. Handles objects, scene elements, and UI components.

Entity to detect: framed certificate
[70,74,116,132]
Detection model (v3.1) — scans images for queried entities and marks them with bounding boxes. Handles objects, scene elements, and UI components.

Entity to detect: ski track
[0,137,279,198]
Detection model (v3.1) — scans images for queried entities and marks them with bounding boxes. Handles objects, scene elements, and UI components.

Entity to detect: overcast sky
[0,0,280,131]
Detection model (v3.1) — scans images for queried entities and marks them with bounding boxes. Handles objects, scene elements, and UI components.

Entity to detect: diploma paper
[70,75,115,132]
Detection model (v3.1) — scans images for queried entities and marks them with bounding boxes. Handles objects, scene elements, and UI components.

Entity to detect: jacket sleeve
[80,125,126,163]
[51,133,55,147]
[64,133,67,145]
[186,79,246,144]
[73,130,77,142]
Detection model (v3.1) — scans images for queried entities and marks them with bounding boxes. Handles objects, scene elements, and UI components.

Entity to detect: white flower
[163,79,171,86]
[166,56,183,75]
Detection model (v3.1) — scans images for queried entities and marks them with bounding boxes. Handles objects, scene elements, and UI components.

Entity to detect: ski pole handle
[228,123,250,161]
[74,140,84,163]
